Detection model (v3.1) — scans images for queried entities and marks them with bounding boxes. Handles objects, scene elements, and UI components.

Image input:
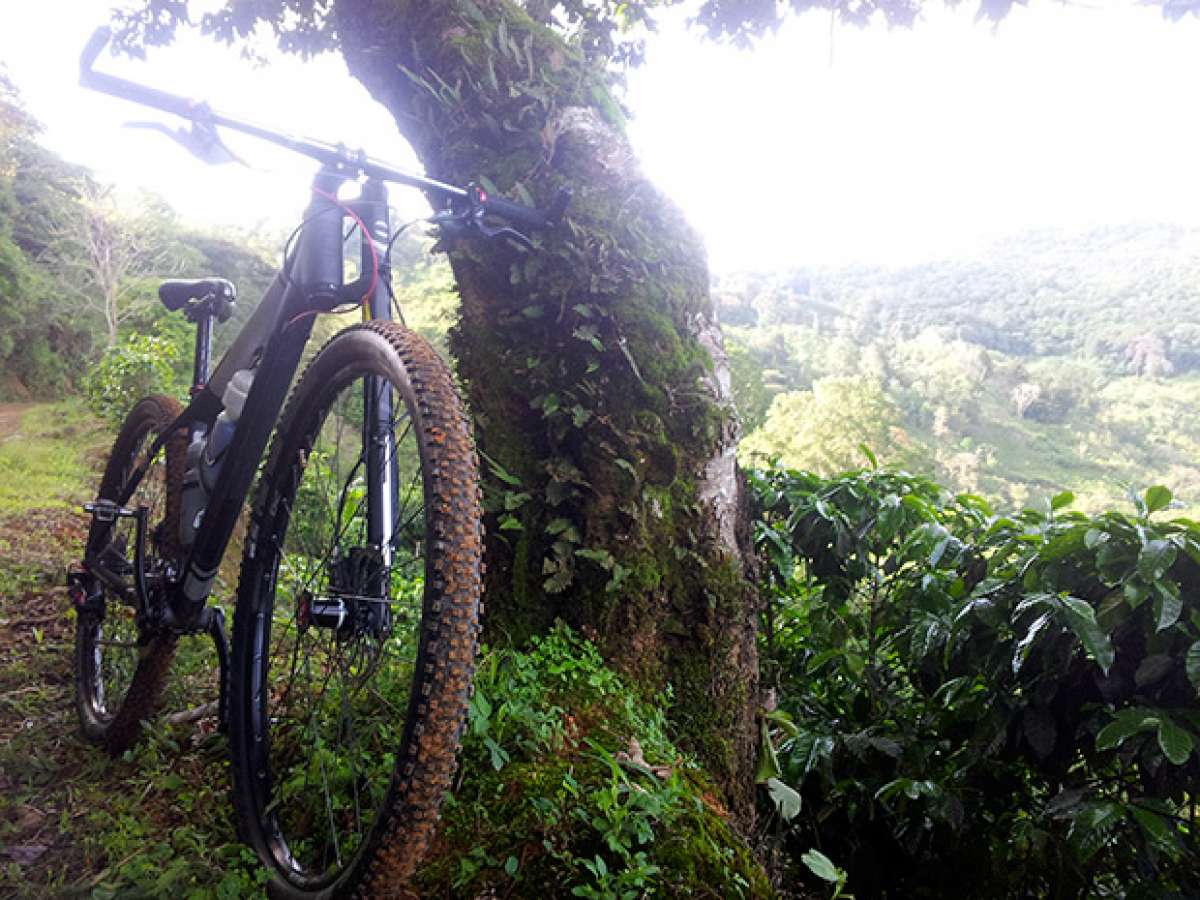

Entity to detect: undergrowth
[417,625,772,899]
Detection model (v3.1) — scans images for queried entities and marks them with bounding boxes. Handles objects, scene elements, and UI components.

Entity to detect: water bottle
[179,368,255,547]
[201,368,254,491]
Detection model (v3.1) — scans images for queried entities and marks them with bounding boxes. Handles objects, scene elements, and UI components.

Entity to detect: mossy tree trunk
[335,0,760,813]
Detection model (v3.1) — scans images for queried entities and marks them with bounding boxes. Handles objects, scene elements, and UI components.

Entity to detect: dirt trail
[0,403,35,442]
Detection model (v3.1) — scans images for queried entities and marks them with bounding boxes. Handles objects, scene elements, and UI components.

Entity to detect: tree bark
[335,0,760,816]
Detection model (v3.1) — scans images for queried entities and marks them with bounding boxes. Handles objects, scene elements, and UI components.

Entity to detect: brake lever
[124,118,245,166]
[428,209,533,250]
[476,220,534,251]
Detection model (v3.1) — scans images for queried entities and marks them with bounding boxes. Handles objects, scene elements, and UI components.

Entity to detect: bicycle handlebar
[79,27,570,229]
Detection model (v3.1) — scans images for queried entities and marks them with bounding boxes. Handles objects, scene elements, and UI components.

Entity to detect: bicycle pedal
[83,499,138,523]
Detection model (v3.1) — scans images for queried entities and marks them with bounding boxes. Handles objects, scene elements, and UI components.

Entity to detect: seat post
[191,311,214,395]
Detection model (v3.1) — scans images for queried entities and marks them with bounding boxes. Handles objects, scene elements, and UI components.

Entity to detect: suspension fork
[357,179,400,590]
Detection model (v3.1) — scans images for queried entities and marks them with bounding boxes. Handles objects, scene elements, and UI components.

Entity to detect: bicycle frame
[90,165,399,632]
[75,24,563,632]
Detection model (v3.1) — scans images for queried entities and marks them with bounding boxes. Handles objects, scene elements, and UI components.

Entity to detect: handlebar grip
[479,187,572,230]
[78,25,197,119]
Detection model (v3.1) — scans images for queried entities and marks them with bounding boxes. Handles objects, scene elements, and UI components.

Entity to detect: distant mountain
[718,223,1200,514]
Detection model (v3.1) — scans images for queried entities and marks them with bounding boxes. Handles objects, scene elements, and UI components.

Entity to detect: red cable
[313,185,379,307]
[285,185,381,330]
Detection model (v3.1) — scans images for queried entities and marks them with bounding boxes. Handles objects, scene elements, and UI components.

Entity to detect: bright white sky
[2,1,1199,270]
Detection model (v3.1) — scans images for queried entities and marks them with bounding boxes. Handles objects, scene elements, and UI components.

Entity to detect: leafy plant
[83,330,180,426]
[751,466,1200,898]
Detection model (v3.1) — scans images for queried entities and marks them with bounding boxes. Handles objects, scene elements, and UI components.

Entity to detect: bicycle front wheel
[229,321,482,898]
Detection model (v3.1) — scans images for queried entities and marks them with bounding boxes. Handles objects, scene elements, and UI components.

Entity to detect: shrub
[750,466,1199,899]
[84,331,180,426]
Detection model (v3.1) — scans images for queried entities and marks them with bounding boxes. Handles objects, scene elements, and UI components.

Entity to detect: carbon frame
[97,165,397,633]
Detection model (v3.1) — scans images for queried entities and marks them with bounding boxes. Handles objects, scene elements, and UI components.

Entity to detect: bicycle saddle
[159,278,236,322]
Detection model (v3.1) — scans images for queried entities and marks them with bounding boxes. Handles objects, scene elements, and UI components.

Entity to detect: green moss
[414,626,771,898]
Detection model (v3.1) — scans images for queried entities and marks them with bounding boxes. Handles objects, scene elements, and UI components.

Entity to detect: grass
[0,401,771,898]
[0,401,258,898]
[0,401,108,519]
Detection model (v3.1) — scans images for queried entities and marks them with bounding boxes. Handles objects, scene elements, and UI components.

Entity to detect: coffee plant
[750,465,1199,898]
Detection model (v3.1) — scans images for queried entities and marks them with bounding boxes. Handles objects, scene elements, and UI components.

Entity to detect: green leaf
[1137,538,1177,581]
[858,443,878,469]
[1013,611,1053,675]
[504,855,519,877]
[481,451,522,486]
[756,718,781,782]
[1144,485,1173,514]
[1060,596,1115,675]
[1129,807,1176,853]
[1051,490,1074,511]
[503,491,531,511]
[765,777,802,821]
[1186,640,1200,694]
[800,848,840,883]
[1152,581,1183,632]
[575,547,615,570]
[1124,578,1151,609]
[484,736,510,771]
[1157,717,1194,765]
[1095,707,1159,752]
[1070,802,1123,860]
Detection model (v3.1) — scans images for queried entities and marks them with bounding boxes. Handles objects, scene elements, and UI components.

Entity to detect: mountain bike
[68,28,569,898]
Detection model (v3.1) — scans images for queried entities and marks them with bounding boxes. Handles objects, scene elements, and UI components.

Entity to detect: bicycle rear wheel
[229,321,482,898]
[75,394,186,753]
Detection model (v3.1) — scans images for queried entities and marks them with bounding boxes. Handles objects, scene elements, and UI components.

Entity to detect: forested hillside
[6,59,1196,518]
[719,224,1200,514]
[0,73,275,401]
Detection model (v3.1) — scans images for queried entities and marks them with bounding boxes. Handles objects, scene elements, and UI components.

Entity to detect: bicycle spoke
[256,370,428,882]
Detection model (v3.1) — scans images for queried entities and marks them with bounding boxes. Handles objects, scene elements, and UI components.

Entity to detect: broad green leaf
[1013,611,1053,675]
[1153,581,1183,632]
[1137,538,1177,581]
[1129,807,1176,854]
[766,777,802,821]
[1051,490,1074,511]
[1144,485,1173,514]
[800,848,840,883]
[1123,578,1150,609]
[805,648,843,674]
[1095,708,1159,752]
[756,719,781,782]
[1157,717,1194,765]
[1070,802,1123,860]
[1186,640,1200,694]
[1060,596,1115,675]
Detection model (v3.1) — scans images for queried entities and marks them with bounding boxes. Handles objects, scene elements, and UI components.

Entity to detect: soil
[0,403,36,443]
